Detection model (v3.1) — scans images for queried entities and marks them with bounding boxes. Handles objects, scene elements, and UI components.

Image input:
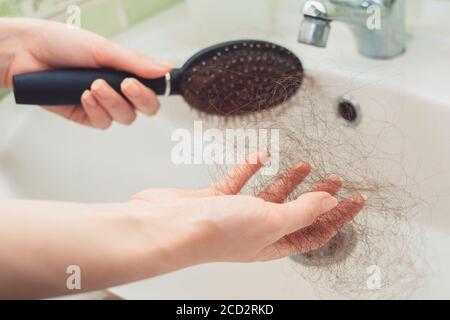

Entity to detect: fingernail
[328,174,343,183]
[295,161,310,170]
[83,90,97,108]
[153,59,176,68]
[123,78,140,97]
[259,150,271,165]
[144,98,160,116]
[361,194,368,201]
[247,150,270,165]
[321,196,338,213]
[92,80,109,98]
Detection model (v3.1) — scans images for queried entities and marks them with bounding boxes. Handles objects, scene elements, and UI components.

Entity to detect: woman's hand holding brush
[0,18,172,128]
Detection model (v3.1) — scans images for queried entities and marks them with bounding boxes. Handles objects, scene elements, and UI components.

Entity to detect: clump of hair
[202,76,428,299]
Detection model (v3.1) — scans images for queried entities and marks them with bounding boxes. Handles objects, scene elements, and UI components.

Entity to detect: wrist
[92,201,206,281]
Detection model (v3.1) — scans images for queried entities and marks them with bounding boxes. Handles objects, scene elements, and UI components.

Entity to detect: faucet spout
[298,0,406,59]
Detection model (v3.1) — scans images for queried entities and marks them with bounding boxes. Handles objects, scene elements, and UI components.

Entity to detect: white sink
[0,0,449,299]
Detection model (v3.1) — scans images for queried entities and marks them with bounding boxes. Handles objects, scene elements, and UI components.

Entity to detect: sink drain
[336,95,361,127]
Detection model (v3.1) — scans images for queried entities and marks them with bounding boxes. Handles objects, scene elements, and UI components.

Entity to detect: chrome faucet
[298,0,406,59]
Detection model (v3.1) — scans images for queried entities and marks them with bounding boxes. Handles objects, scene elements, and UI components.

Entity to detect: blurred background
[0,0,449,100]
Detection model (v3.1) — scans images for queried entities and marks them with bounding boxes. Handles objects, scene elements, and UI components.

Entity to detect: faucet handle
[302,0,328,20]
[298,0,406,58]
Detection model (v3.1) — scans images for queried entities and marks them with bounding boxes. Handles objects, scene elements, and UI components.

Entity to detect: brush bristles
[180,40,304,116]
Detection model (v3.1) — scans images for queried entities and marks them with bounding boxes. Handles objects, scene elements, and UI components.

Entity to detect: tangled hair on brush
[201,76,429,299]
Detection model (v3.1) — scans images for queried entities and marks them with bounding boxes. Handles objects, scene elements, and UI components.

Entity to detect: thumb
[268,192,338,236]
[95,41,174,78]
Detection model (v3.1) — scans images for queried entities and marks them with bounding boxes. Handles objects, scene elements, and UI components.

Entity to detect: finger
[136,152,270,202]
[42,105,79,119]
[258,161,311,203]
[95,40,174,78]
[121,78,160,116]
[267,191,339,236]
[310,175,343,196]
[212,150,270,195]
[42,105,92,127]
[272,194,366,257]
[81,90,112,129]
[91,79,137,125]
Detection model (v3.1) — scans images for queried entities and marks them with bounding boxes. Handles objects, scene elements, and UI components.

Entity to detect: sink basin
[0,0,449,299]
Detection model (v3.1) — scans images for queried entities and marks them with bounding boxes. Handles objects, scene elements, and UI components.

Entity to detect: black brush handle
[13,68,168,105]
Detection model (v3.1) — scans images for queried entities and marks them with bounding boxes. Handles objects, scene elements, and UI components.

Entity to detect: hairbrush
[13,40,304,116]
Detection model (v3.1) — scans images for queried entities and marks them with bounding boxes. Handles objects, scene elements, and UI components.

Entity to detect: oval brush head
[176,40,304,115]
[13,40,303,116]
